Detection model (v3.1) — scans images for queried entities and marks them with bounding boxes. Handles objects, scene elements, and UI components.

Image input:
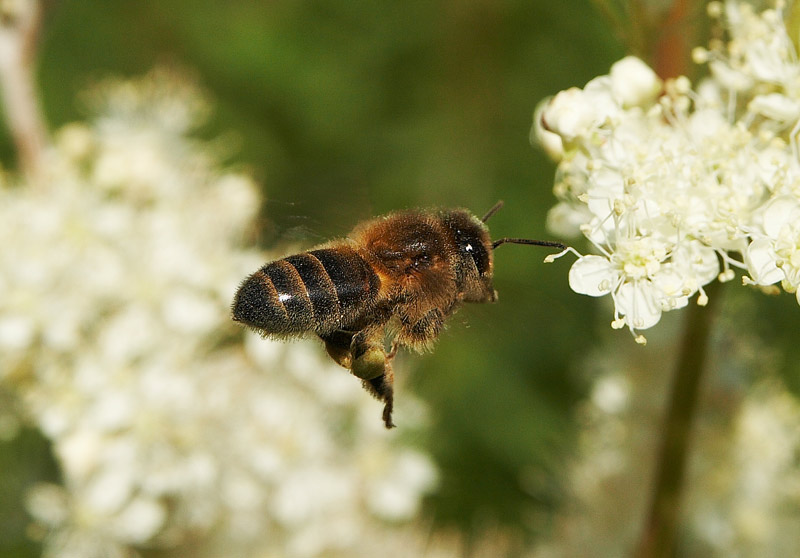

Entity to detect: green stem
[634,281,722,558]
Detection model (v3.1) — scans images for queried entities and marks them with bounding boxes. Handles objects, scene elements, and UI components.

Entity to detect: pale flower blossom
[608,55,662,108]
[535,1,800,341]
[745,195,800,300]
[0,68,439,558]
[531,333,800,558]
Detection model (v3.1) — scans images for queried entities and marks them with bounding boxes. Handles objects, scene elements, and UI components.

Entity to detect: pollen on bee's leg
[350,326,387,380]
[351,345,386,380]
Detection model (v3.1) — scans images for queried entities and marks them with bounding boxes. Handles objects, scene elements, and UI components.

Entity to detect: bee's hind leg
[362,370,395,429]
[350,328,387,380]
[319,329,356,369]
[320,326,395,428]
[351,327,395,429]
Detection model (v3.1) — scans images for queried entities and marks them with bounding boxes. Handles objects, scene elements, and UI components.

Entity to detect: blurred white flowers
[530,342,800,558]
[534,0,800,341]
[0,68,438,558]
[533,354,800,558]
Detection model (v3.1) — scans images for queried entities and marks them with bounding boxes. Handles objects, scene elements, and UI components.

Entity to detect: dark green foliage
[0,427,60,558]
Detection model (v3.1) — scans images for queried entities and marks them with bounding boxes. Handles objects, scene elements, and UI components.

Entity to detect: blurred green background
[1,0,626,555]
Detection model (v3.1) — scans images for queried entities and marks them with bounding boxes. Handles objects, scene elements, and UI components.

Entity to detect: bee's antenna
[492,238,566,250]
[483,201,565,251]
[481,200,504,223]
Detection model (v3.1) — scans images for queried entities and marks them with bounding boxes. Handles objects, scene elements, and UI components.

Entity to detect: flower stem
[652,0,703,80]
[634,281,721,558]
[0,0,48,182]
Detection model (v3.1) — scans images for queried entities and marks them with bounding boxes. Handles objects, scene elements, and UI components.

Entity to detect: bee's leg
[362,367,395,429]
[387,340,399,360]
[319,330,356,369]
[349,327,387,381]
[350,327,395,429]
[398,308,447,349]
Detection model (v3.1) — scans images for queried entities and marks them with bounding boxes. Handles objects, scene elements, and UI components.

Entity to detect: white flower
[1,68,438,558]
[608,56,662,108]
[541,79,620,143]
[531,97,564,161]
[717,1,800,88]
[568,235,684,334]
[531,335,800,557]
[537,1,800,340]
[746,196,800,298]
[747,93,800,123]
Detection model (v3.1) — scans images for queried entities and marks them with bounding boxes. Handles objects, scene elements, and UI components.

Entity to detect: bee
[232,201,565,428]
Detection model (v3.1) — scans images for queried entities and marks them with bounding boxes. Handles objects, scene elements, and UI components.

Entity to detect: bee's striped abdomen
[232,245,380,336]
[307,248,381,324]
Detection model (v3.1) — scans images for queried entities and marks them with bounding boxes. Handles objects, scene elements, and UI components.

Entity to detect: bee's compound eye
[442,210,492,275]
[460,233,489,275]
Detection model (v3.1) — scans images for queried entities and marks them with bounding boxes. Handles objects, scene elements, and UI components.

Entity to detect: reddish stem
[653,0,696,79]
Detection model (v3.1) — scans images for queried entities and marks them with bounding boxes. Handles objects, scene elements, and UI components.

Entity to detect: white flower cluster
[534,0,800,343]
[531,338,800,557]
[0,68,437,558]
[701,381,800,552]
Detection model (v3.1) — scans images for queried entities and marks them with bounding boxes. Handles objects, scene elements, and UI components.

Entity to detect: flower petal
[671,241,720,287]
[568,255,617,297]
[747,93,800,122]
[762,196,800,238]
[651,269,690,310]
[609,56,662,108]
[616,280,662,329]
[745,238,783,285]
[586,168,625,219]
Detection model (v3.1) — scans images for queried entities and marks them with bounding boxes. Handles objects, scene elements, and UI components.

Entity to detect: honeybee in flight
[232,201,565,428]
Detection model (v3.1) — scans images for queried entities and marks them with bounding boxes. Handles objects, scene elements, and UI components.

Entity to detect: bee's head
[442,201,566,303]
[440,209,497,303]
